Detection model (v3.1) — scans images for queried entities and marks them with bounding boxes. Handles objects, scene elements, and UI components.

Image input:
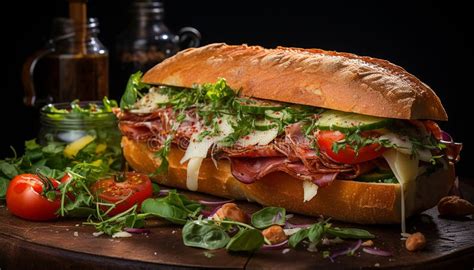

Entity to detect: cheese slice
[131,88,170,114]
[181,117,234,191]
[302,181,319,202]
[379,133,432,162]
[236,127,279,147]
[382,149,419,233]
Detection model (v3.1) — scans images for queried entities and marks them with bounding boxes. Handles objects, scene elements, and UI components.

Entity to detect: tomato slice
[6,174,61,221]
[316,130,386,164]
[90,172,153,216]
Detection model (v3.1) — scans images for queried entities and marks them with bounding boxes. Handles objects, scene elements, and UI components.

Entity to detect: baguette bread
[120,43,457,224]
[142,43,447,120]
[122,137,455,224]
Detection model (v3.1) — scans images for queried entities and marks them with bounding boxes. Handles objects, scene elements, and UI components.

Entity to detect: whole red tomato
[90,172,153,216]
[6,174,61,221]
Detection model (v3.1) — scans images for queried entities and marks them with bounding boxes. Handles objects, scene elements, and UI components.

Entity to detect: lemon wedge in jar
[64,135,95,158]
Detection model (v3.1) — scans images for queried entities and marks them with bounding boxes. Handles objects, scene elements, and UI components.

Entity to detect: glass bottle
[22,17,109,107]
[113,0,200,99]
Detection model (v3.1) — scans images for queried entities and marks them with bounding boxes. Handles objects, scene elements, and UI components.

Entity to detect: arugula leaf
[326,227,374,239]
[226,229,264,252]
[120,71,150,110]
[103,96,118,112]
[251,207,286,229]
[183,220,230,250]
[153,135,172,175]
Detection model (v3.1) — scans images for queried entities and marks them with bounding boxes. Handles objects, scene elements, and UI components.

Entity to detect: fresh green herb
[0,177,9,199]
[120,71,150,110]
[183,219,230,250]
[326,227,375,239]
[226,228,264,252]
[251,207,286,229]
[153,135,173,175]
[288,227,311,248]
[141,190,202,224]
[152,183,160,195]
[84,205,148,235]
[331,128,393,155]
[308,223,324,243]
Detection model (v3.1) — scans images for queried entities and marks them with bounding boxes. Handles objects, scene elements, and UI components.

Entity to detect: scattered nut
[405,232,426,251]
[438,196,474,217]
[361,240,374,247]
[213,203,249,223]
[262,225,288,244]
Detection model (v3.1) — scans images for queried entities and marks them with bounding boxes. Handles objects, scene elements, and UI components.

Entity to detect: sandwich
[116,43,462,229]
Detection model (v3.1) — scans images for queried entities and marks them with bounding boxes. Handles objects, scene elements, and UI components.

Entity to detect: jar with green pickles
[39,98,123,172]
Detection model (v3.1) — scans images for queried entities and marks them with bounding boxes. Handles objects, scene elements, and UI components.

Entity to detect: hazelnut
[213,203,249,223]
[262,225,288,244]
[361,240,374,247]
[405,232,426,251]
[438,196,474,217]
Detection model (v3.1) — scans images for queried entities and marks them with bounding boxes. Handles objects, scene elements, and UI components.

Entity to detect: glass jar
[113,0,200,99]
[39,101,122,170]
[23,17,109,107]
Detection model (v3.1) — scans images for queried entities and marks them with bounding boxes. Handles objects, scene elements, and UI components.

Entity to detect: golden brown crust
[142,43,447,120]
[122,137,455,224]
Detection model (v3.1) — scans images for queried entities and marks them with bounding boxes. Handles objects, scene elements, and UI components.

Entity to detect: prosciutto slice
[229,157,339,187]
[118,108,375,187]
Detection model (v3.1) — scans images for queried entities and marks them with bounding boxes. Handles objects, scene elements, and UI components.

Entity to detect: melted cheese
[302,181,319,202]
[382,149,419,233]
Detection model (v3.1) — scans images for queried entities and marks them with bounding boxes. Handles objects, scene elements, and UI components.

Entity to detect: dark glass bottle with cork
[113,0,200,99]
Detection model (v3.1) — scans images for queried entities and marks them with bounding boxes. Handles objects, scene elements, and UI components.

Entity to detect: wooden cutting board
[1,180,473,270]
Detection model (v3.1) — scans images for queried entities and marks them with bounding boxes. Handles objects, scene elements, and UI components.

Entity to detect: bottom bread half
[122,136,455,224]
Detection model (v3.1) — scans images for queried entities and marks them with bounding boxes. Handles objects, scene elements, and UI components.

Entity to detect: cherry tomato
[6,174,61,221]
[316,130,386,164]
[90,172,152,216]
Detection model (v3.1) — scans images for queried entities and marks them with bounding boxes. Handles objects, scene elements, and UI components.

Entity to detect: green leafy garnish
[120,71,150,110]
[183,220,230,250]
[226,229,264,252]
[251,207,286,229]
[326,227,375,239]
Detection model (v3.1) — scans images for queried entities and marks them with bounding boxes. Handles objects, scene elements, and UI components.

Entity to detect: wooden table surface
[1,179,473,270]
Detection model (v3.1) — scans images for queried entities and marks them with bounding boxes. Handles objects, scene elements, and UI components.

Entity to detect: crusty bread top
[142,43,447,120]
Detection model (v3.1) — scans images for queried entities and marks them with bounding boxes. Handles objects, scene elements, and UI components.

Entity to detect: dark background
[3,0,472,176]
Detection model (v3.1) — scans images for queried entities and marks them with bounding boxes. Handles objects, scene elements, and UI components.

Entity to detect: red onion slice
[124,228,151,234]
[202,205,222,217]
[158,189,171,196]
[329,239,362,261]
[198,199,234,206]
[261,240,289,250]
[362,247,392,257]
[441,130,453,142]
